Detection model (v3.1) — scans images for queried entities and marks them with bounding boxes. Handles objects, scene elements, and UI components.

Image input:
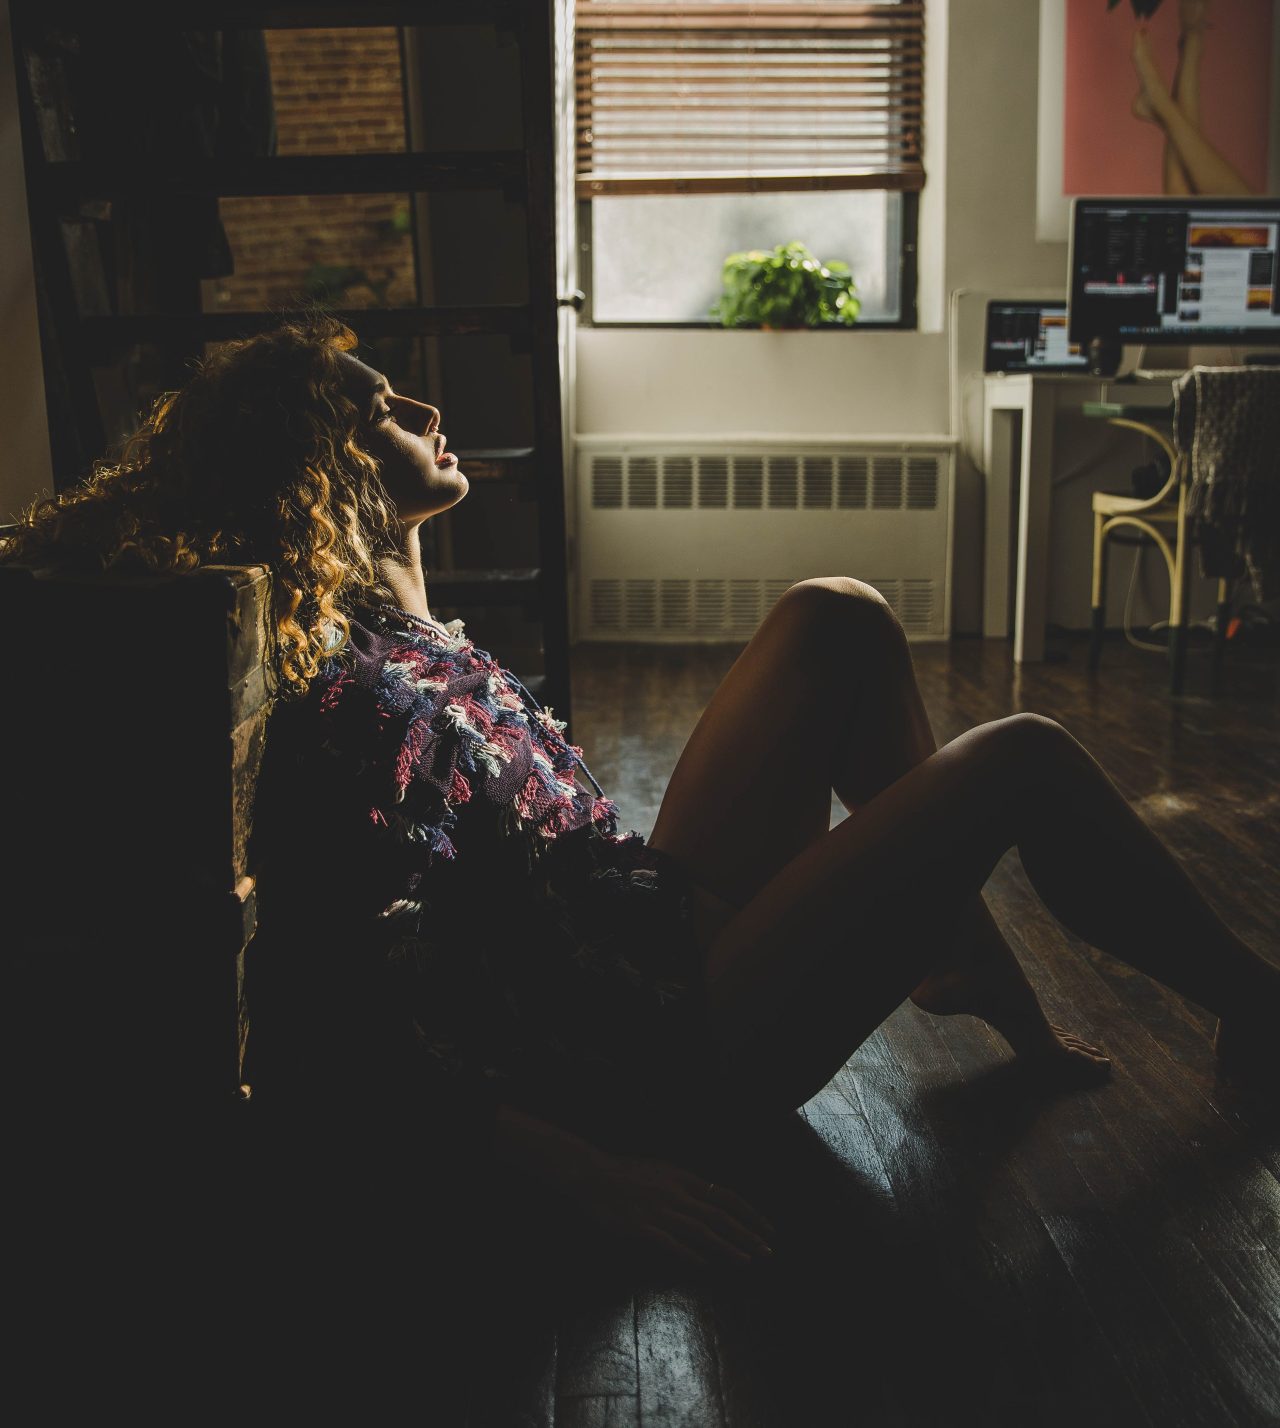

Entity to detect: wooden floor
[460,631,1280,1428]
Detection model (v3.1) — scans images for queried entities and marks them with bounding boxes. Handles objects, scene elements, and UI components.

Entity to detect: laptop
[984,300,1090,374]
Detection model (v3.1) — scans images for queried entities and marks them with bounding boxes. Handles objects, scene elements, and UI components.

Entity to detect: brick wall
[206,28,417,314]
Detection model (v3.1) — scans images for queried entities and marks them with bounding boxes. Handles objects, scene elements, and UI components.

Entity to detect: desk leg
[1013,384,1057,663]
[983,406,1018,640]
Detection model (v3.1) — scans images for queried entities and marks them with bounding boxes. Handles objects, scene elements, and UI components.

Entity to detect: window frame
[573,1,923,331]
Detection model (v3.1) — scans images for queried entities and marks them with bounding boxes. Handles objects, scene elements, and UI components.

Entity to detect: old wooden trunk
[2,561,272,1120]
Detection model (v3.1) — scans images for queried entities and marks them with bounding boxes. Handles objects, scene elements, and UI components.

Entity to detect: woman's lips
[437,451,458,467]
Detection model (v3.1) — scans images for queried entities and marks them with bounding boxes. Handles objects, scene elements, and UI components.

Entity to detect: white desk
[982,372,1176,661]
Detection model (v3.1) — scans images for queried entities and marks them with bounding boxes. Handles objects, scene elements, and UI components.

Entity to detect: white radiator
[574,437,956,642]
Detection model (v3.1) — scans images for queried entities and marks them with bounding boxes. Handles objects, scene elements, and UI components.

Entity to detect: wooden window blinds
[575,2,925,197]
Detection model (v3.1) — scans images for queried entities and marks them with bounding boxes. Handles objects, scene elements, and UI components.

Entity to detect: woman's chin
[437,473,469,512]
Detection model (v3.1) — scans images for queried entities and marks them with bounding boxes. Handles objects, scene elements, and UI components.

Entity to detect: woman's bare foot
[911,963,1112,1087]
[1020,1023,1114,1088]
[1131,89,1159,125]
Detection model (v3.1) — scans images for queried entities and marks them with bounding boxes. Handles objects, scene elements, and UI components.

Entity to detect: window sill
[580,320,918,332]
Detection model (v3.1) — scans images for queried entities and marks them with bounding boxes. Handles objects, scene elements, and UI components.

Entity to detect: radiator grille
[664,456,693,509]
[838,455,868,508]
[695,579,727,634]
[661,579,691,629]
[591,579,622,630]
[579,445,951,643]
[628,456,658,508]
[734,457,763,509]
[872,457,903,509]
[803,457,833,509]
[625,579,657,629]
[592,456,623,509]
[589,451,943,512]
[698,457,729,508]
[768,457,799,509]
[586,577,942,638]
[906,458,939,510]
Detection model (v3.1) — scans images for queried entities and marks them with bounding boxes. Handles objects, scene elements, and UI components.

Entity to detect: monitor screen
[1068,197,1280,346]
[984,300,1088,372]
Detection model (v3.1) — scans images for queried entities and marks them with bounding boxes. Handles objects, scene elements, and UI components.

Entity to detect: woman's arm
[490,1103,776,1271]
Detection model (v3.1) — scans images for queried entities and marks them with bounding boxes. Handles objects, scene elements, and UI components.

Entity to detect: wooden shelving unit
[10,0,572,717]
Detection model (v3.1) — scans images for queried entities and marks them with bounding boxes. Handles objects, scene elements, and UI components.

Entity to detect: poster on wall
[1037,0,1280,240]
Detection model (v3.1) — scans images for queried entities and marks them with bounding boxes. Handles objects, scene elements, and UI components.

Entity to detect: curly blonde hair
[0,316,402,698]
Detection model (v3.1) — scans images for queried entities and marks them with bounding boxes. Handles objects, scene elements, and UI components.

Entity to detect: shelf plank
[13,1,519,32]
[455,448,537,484]
[429,568,541,605]
[80,307,531,356]
[40,153,525,200]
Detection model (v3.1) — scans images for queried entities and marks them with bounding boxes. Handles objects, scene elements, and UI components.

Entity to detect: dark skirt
[474,825,721,1155]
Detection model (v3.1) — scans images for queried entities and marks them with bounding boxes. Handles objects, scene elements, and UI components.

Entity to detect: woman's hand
[490,1104,775,1271]
[568,1147,776,1273]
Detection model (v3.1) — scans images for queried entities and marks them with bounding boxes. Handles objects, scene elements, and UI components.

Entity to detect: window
[574,0,924,327]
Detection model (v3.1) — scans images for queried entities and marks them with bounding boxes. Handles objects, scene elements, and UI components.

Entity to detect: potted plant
[710,241,861,329]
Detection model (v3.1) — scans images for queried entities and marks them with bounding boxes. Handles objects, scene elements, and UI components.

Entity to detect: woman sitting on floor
[3,317,1274,1272]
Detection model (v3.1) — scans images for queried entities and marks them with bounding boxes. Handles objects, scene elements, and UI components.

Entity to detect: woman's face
[338,352,468,524]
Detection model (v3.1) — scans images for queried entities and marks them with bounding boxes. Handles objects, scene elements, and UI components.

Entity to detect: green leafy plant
[710,241,861,329]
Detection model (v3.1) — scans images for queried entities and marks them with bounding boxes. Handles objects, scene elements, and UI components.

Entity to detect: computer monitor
[983,300,1089,373]
[1067,196,1280,348]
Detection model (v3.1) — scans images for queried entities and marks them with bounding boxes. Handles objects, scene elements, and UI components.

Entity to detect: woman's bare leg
[1177,0,1205,192]
[1136,2,1207,194]
[1163,3,1209,194]
[1132,23,1254,197]
[1172,3,1206,137]
[651,581,1106,1079]
[703,712,1280,1114]
[649,580,1278,1110]
[822,590,1106,1076]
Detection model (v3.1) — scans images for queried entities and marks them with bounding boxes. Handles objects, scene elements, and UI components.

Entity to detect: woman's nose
[395,397,440,435]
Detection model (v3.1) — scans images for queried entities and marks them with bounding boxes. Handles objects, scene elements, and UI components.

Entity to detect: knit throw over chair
[1177,365,1280,606]
[1088,366,1280,694]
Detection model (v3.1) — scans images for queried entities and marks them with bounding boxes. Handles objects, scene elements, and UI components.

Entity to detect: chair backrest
[1174,365,1280,598]
[0,559,273,1119]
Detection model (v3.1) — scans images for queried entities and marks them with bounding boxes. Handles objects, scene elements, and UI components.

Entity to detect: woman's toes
[1050,1023,1110,1057]
[1024,1024,1113,1087]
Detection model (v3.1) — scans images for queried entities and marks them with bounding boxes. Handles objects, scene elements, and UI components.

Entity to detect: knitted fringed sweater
[245,602,706,1164]
[313,601,620,884]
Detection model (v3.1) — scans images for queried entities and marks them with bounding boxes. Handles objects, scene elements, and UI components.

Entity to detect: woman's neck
[374,525,431,621]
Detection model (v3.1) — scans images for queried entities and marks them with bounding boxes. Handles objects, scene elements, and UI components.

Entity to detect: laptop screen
[984,300,1089,373]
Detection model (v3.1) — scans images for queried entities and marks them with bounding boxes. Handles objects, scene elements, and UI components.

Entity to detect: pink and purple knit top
[246,602,712,1161]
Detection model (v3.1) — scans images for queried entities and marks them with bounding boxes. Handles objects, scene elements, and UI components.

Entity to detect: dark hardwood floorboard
[467,633,1278,1427]
[558,1397,641,1428]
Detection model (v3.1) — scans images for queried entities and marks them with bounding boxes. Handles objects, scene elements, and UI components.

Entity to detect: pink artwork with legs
[1063,0,1272,197]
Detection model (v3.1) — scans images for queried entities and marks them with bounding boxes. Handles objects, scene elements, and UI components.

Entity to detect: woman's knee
[770,576,906,655]
[985,712,1087,778]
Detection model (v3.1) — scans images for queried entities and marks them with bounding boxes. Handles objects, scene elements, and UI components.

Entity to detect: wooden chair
[1086,402,1230,696]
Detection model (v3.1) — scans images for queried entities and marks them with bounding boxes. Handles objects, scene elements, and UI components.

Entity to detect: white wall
[0,0,53,523]
[574,0,1225,634]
